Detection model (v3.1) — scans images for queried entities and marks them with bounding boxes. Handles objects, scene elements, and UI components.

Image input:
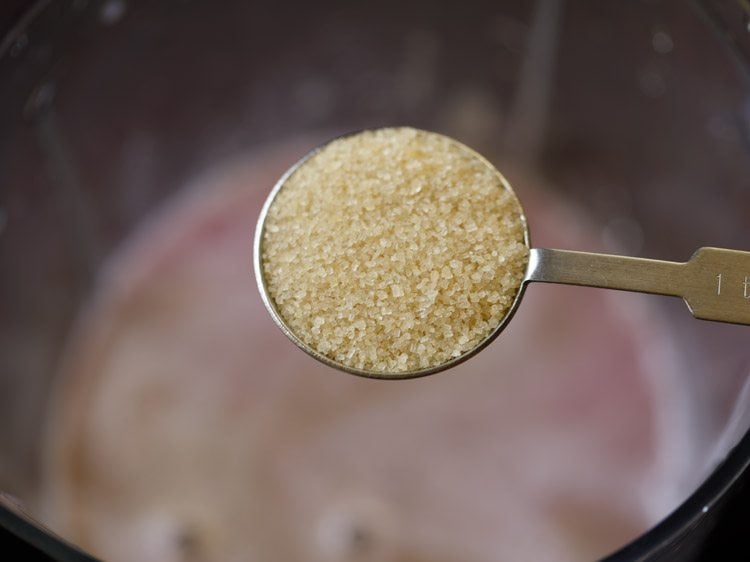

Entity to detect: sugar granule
[261,127,529,374]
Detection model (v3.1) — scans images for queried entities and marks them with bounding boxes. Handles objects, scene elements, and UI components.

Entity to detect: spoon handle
[526,247,750,325]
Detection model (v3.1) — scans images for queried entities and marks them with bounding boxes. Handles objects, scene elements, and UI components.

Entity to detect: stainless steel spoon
[254,128,750,380]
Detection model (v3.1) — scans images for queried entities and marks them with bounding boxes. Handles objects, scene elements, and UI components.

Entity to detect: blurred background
[2,0,750,560]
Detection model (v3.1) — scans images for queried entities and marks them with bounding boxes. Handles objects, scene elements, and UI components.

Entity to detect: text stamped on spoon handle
[526,247,750,325]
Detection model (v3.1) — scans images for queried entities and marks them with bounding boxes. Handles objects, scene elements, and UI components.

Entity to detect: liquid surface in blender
[40,141,693,562]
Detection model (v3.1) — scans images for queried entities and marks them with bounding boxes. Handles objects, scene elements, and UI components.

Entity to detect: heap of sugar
[260,127,529,374]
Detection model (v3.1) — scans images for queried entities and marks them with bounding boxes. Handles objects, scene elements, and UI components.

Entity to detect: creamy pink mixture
[40,140,694,562]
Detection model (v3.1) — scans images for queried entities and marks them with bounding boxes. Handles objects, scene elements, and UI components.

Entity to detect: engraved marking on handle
[716,273,722,296]
[684,248,750,324]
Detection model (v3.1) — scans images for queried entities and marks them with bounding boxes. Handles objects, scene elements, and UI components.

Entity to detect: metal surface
[527,247,750,325]
[255,133,750,380]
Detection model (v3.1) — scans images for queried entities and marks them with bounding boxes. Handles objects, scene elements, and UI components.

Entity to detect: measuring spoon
[254,128,750,379]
